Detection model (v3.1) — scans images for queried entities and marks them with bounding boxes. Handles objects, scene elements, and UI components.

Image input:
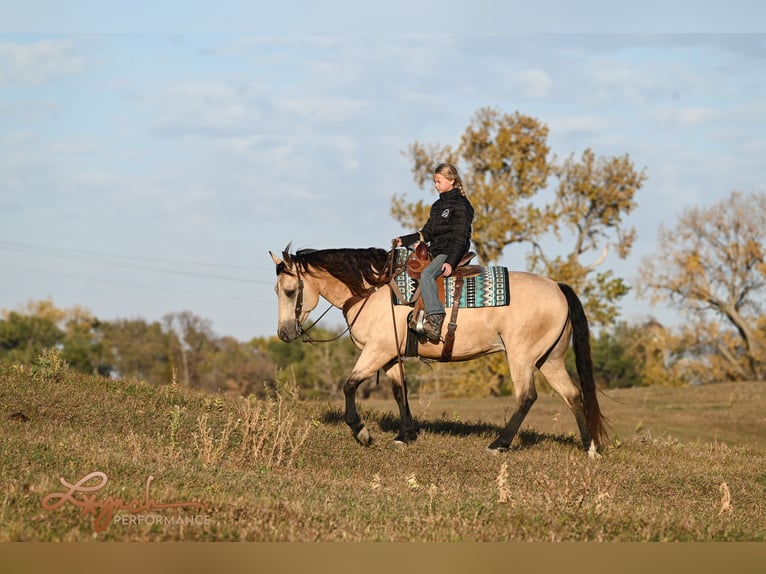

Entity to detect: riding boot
[423,313,445,343]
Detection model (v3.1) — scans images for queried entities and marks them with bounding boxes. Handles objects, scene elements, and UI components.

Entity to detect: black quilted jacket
[399,188,474,269]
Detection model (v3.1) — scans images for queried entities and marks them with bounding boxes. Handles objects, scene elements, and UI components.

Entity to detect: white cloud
[644,105,720,128]
[547,114,613,136]
[154,80,264,136]
[0,40,85,86]
[587,59,663,106]
[676,106,720,127]
[275,96,367,123]
[513,68,553,99]
[51,141,98,155]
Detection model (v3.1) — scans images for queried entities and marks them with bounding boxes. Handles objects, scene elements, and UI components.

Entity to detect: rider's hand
[442,262,453,277]
[393,237,402,247]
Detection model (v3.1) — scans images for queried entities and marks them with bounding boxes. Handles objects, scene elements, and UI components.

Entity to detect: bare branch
[583,244,609,273]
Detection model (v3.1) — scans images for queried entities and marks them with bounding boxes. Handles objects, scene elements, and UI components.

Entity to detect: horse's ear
[270,251,283,265]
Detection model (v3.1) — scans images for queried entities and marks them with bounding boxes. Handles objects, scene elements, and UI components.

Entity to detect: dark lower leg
[488,391,536,450]
[392,383,418,442]
[571,399,595,452]
[344,379,371,445]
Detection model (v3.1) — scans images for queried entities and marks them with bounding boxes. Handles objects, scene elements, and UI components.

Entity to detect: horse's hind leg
[385,361,418,443]
[487,362,537,451]
[539,358,596,456]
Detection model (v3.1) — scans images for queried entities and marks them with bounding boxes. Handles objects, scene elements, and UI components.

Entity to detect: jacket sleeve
[400,202,437,246]
[399,231,422,246]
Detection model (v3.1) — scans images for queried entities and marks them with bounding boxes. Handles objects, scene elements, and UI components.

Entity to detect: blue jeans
[420,254,447,316]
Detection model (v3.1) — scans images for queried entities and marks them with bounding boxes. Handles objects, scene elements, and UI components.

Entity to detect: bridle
[284,263,369,344]
[279,247,408,393]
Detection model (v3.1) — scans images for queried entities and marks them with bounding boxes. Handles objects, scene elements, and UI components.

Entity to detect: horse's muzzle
[278,327,294,343]
[277,321,302,343]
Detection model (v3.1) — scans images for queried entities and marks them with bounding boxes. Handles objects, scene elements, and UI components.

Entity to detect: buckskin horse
[270,245,607,457]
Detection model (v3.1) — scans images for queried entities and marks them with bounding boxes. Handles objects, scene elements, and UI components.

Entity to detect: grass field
[1,362,765,541]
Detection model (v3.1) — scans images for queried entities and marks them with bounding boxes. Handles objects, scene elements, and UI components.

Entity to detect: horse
[270,245,607,457]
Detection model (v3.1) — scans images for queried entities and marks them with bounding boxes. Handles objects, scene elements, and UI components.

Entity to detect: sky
[1,3,766,341]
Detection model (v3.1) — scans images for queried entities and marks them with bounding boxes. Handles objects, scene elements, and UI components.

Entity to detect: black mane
[280,246,392,297]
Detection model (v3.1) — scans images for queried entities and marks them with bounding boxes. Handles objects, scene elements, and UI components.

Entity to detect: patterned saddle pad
[391,248,510,308]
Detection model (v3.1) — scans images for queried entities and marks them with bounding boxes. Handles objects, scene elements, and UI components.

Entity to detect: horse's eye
[284,289,296,298]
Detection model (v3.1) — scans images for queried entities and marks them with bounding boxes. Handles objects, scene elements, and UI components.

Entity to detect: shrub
[30,347,69,383]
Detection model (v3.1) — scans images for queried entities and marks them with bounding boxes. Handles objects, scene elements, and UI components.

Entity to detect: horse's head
[270,249,321,342]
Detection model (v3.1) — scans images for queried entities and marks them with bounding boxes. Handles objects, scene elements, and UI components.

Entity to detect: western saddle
[395,243,481,361]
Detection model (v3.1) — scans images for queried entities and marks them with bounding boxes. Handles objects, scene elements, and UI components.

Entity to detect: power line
[3,262,273,302]
[0,239,255,269]
[0,239,275,285]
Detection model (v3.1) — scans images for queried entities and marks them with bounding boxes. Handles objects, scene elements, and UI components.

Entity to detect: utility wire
[0,239,275,285]
[3,262,270,302]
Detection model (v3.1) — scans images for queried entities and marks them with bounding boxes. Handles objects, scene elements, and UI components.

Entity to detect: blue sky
[1,4,765,340]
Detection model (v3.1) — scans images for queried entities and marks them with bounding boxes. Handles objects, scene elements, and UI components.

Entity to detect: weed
[719,482,733,515]
[168,404,184,455]
[30,348,69,384]
[190,381,312,470]
[496,462,511,504]
[236,393,312,469]
[193,411,236,467]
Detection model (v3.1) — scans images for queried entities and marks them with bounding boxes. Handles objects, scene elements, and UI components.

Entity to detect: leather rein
[290,264,375,344]
[286,248,408,390]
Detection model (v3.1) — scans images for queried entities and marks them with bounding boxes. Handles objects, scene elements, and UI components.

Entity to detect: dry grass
[1,360,764,541]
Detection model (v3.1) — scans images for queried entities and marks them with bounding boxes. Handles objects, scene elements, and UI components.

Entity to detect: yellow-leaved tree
[638,190,766,383]
[391,107,646,396]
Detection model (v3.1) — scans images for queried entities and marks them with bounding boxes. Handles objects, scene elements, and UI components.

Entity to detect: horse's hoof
[587,442,601,459]
[354,426,372,446]
[394,431,418,445]
[486,439,510,453]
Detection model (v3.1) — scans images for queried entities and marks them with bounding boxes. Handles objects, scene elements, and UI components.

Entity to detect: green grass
[1,361,765,541]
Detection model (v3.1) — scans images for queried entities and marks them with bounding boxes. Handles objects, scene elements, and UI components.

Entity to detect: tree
[637,190,766,382]
[163,311,216,388]
[99,318,174,384]
[533,149,644,325]
[197,336,275,396]
[575,320,683,388]
[60,315,104,375]
[393,108,551,265]
[1,299,106,374]
[584,324,644,388]
[0,312,63,364]
[392,107,646,327]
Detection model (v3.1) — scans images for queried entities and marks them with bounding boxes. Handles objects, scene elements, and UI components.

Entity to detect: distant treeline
[2,299,694,398]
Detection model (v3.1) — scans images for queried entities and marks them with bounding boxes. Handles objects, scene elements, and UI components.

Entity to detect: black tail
[558,283,608,447]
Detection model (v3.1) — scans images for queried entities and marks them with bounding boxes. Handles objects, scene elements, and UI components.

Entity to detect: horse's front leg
[343,344,401,446]
[344,371,372,446]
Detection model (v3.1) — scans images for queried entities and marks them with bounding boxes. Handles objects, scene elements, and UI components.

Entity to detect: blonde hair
[434,162,465,195]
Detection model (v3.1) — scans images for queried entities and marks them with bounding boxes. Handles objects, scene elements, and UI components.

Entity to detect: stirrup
[408,310,424,332]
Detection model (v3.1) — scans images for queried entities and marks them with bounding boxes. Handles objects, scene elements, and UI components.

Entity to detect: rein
[291,265,374,344]
[285,247,409,395]
[387,242,408,387]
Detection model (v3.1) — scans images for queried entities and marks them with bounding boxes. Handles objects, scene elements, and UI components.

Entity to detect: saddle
[405,242,481,280]
[397,245,481,361]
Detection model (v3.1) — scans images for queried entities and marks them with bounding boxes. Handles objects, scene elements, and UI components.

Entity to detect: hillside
[1,363,764,541]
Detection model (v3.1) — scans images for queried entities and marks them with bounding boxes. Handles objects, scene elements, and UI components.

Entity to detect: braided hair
[434,162,465,196]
